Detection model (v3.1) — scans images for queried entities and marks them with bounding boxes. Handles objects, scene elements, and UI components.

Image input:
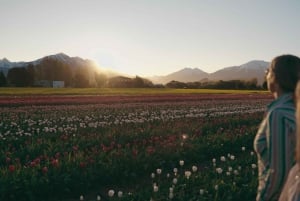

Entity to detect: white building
[52,81,65,88]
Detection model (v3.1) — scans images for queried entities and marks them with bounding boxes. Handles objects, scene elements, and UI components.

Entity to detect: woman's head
[295,81,300,163]
[266,55,300,94]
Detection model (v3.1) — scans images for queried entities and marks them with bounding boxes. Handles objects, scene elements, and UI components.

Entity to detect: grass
[0,87,268,96]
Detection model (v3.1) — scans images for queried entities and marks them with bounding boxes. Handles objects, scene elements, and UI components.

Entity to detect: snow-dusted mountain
[34,53,98,68]
[0,58,28,75]
[150,67,209,84]
[209,60,269,85]
[0,58,27,68]
[149,60,269,85]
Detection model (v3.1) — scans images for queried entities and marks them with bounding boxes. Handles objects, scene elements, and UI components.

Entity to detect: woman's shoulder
[290,164,300,175]
[268,105,296,120]
[279,164,300,201]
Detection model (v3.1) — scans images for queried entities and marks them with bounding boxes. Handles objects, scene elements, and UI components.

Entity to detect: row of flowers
[0,98,269,140]
[0,93,271,106]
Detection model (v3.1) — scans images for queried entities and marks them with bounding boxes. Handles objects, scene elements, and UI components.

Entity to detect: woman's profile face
[266,66,277,93]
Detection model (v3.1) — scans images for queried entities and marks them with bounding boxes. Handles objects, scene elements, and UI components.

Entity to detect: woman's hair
[296,81,300,163]
[270,54,300,92]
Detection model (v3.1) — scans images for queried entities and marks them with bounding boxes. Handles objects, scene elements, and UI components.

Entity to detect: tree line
[165,79,267,90]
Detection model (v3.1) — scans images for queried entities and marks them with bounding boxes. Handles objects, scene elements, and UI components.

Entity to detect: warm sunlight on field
[0,87,269,96]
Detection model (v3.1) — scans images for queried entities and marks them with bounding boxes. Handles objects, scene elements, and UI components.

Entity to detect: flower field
[0,93,272,201]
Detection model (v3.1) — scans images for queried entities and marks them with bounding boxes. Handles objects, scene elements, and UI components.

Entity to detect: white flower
[199,189,205,195]
[242,146,246,151]
[156,168,162,175]
[234,170,239,175]
[80,195,84,201]
[192,165,198,172]
[118,191,123,198]
[169,192,174,199]
[230,155,235,160]
[251,151,254,156]
[226,171,231,176]
[212,158,216,163]
[169,187,174,193]
[151,173,155,178]
[153,185,159,192]
[96,195,101,200]
[216,168,223,174]
[173,178,178,185]
[182,134,188,140]
[185,171,192,179]
[220,156,226,162]
[108,190,115,197]
[173,168,178,174]
[167,173,170,178]
[227,153,231,158]
[215,185,218,190]
[238,166,242,170]
[251,164,257,169]
[228,166,233,172]
[179,160,184,166]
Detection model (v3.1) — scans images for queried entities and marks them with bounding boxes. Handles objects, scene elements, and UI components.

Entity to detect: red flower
[55,152,60,159]
[42,166,48,174]
[72,145,79,152]
[79,162,87,169]
[34,158,41,164]
[8,165,15,173]
[146,146,155,155]
[51,159,59,167]
[30,161,36,168]
[132,149,138,157]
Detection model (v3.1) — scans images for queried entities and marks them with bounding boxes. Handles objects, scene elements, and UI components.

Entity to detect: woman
[279,80,300,201]
[254,54,300,201]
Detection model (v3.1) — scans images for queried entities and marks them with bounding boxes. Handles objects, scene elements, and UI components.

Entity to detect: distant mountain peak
[240,60,269,68]
[1,58,9,62]
[178,67,207,73]
[43,52,71,62]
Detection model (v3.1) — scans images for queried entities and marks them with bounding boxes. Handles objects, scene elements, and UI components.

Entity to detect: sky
[1,0,300,76]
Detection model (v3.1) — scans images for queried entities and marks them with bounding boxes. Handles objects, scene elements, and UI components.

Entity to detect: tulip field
[0,90,272,201]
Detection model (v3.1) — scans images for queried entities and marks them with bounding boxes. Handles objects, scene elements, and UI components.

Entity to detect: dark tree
[7,67,31,87]
[74,68,90,88]
[133,76,144,87]
[262,80,267,90]
[26,64,35,86]
[0,71,7,87]
[107,76,133,88]
[74,74,89,87]
[166,80,187,88]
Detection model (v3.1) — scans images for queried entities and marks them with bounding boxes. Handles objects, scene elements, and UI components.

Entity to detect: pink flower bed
[0,93,272,106]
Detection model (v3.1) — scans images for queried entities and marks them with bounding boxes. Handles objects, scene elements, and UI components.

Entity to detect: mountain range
[0,53,101,75]
[0,53,269,85]
[149,60,269,85]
